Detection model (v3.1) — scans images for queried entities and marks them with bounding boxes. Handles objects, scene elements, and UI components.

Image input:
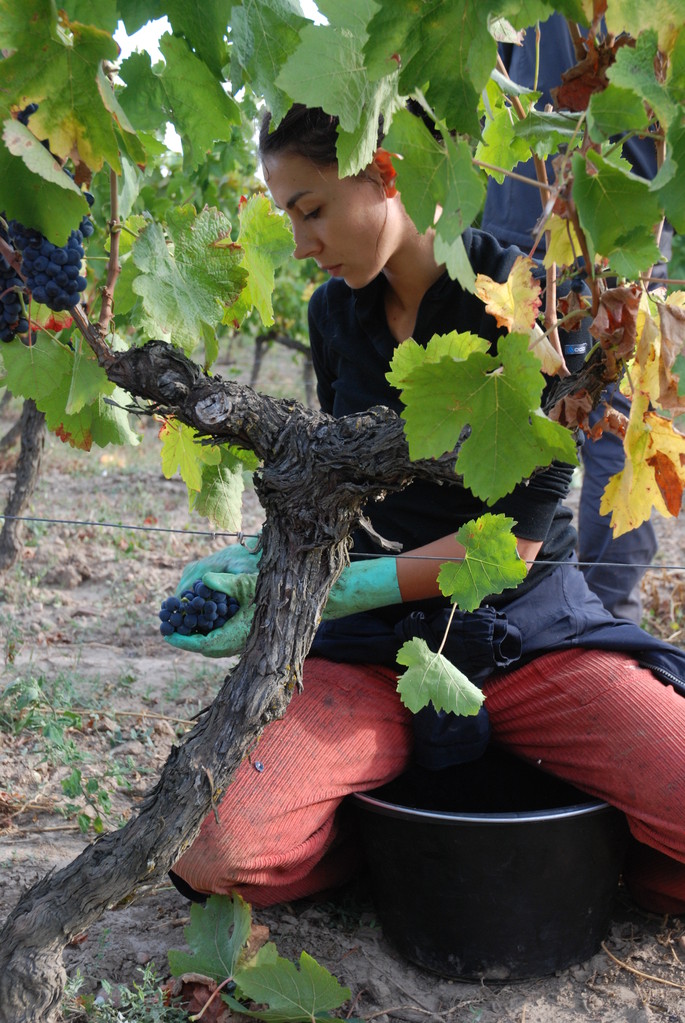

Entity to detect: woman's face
[262,151,402,290]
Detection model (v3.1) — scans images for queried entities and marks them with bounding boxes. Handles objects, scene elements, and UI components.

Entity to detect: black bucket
[352,748,628,981]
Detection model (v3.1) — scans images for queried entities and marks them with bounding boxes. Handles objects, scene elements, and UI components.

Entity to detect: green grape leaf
[225,194,295,328]
[163,0,231,78]
[158,34,241,170]
[0,329,139,449]
[226,950,351,1022]
[511,108,584,159]
[586,84,649,143]
[607,226,665,280]
[398,333,577,502]
[0,0,123,171]
[117,52,169,134]
[386,331,489,390]
[652,121,685,233]
[475,101,534,182]
[365,0,497,138]
[572,149,663,278]
[168,894,252,983]
[384,109,484,238]
[65,342,115,415]
[231,0,309,129]
[606,29,678,129]
[1,334,73,409]
[334,72,403,177]
[437,514,526,611]
[496,0,577,28]
[276,0,400,176]
[434,135,486,252]
[395,637,484,716]
[118,38,240,170]
[132,205,247,355]
[0,124,88,245]
[61,0,119,33]
[189,449,249,532]
[160,419,222,494]
[433,233,477,293]
[63,388,141,450]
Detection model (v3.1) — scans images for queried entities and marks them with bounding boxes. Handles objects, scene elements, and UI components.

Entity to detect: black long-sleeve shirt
[307,227,577,608]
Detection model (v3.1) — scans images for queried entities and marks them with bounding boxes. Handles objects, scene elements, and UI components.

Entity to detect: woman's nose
[292,222,321,260]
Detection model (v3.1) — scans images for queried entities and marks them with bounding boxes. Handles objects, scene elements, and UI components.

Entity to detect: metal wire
[1,512,683,572]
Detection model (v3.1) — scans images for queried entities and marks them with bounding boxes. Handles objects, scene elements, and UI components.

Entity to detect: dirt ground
[1,342,685,1022]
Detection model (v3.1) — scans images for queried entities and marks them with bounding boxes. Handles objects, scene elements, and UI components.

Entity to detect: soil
[1,342,685,1023]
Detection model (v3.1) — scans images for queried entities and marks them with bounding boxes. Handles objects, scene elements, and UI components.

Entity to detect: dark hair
[258,100,442,167]
[258,104,341,165]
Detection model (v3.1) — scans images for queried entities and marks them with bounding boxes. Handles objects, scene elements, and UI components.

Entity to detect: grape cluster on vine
[159,579,239,637]
[8,221,88,312]
[0,102,95,332]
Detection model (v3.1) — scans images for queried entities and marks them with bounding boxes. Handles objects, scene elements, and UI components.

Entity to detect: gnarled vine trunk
[0,341,462,1023]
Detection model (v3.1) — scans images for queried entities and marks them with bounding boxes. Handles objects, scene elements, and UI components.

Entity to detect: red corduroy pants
[173,649,685,913]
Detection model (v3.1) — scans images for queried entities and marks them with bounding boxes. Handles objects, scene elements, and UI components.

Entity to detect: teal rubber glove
[203,556,402,623]
[164,556,402,659]
[174,537,261,598]
[164,573,258,658]
[323,557,402,620]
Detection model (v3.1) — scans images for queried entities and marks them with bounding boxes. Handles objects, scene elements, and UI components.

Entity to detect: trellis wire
[1,512,684,572]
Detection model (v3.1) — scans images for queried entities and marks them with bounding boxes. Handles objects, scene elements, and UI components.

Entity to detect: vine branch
[97,168,122,332]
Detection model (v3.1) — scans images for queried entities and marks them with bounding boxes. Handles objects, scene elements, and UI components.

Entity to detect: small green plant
[1,611,23,665]
[0,674,81,738]
[62,964,187,1022]
[167,893,362,1022]
[0,673,131,832]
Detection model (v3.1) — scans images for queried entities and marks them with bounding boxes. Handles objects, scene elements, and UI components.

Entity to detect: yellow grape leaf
[159,419,221,493]
[527,322,566,375]
[543,214,583,270]
[632,291,685,412]
[600,392,685,535]
[474,255,541,333]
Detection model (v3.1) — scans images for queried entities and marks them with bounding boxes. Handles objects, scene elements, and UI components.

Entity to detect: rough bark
[0,399,46,571]
[0,341,463,1023]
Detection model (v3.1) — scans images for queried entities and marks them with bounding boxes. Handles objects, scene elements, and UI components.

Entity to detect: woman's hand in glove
[164,574,258,658]
[175,537,261,598]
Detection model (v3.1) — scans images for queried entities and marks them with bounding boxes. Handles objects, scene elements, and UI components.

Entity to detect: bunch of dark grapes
[0,224,29,343]
[8,220,89,312]
[5,102,94,315]
[159,579,239,637]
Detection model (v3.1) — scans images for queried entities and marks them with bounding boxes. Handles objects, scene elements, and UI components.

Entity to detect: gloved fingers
[174,541,262,597]
[203,572,258,604]
[164,602,255,658]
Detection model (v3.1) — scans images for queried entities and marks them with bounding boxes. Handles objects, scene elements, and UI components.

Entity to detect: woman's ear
[372,148,398,198]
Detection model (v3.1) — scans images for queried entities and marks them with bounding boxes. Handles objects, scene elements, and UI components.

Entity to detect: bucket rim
[352,789,612,825]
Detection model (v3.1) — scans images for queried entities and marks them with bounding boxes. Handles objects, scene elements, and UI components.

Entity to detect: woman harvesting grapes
[164,105,685,917]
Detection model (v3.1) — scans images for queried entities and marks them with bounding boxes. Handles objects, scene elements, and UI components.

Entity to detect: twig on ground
[601,941,685,991]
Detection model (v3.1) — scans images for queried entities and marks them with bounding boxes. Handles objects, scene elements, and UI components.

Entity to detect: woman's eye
[303,207,321,221]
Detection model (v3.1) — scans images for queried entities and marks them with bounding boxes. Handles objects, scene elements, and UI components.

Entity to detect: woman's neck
[382,229,445,343]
